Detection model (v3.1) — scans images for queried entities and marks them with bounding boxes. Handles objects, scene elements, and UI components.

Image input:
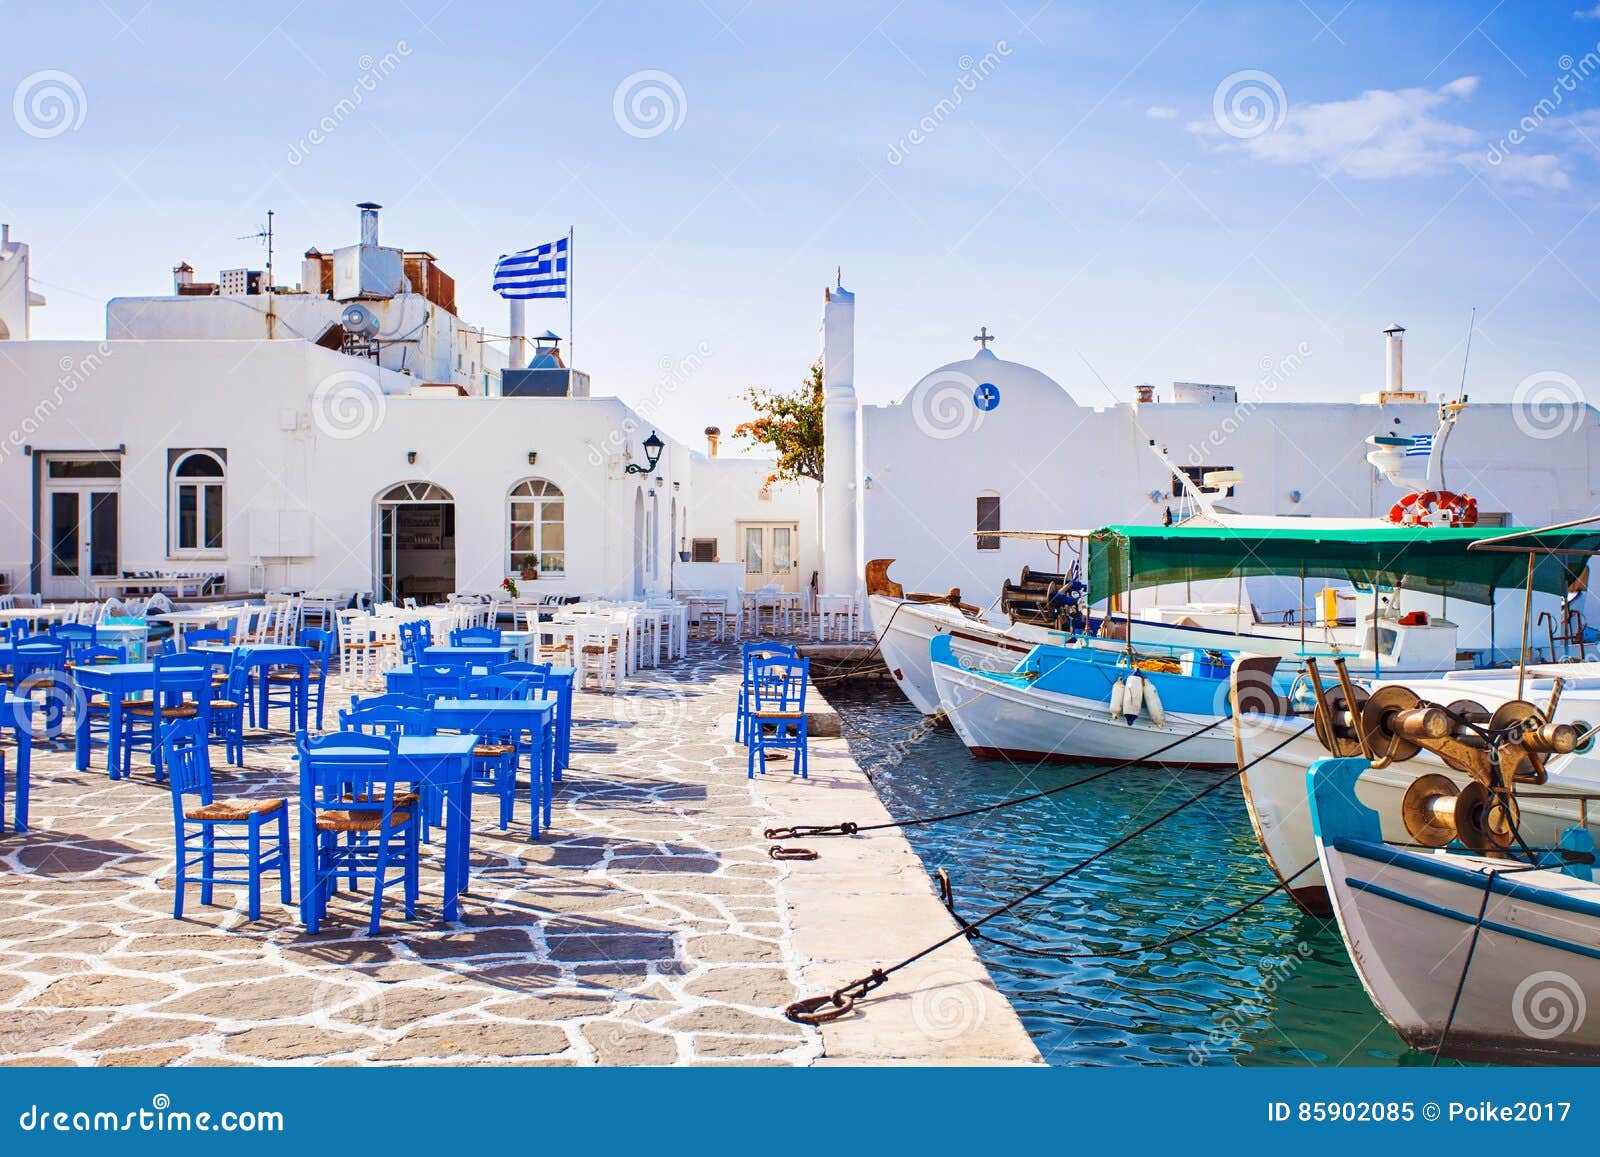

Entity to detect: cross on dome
[973,326,995,350]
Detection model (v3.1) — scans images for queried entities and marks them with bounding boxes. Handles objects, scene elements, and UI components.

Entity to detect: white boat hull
[1243,715,1600,916]
[1320,821,1600,1062]
[931,654,1238,768]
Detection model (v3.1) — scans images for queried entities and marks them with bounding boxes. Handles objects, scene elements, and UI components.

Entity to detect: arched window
[508,478,565,576]
[170,450,225,553]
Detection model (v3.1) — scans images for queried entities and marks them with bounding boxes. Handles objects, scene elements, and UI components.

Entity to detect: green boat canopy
[1085,524,1600,606]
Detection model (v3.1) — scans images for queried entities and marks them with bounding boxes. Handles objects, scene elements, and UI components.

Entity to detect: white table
[149,606,248,649]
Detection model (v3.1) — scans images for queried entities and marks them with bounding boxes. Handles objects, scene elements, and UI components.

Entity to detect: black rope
[966,861,1319,960]
[765,715,1230,841]
[785,724,1313,1024]
[1432,868,1495,1067]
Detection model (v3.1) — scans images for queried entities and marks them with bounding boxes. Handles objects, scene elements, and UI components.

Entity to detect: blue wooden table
[422,645,516,667]
[2,696,35,831]
[297,734,478,930]
[191,644,312,730]
[431,698,556,834]
[71,662,155,777]
[387,664,575,774]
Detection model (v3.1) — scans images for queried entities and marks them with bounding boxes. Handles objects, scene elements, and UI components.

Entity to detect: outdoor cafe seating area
[0,589,750,938]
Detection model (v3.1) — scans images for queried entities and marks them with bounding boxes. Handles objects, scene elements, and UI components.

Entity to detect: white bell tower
[821,282,860,596]
[0,225,46,340]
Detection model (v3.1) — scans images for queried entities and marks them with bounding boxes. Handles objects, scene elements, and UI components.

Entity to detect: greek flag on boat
[494,237,568,299]
[1406,432,1433,458]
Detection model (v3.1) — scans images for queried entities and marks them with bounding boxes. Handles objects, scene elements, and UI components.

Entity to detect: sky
[9,0,1600,449]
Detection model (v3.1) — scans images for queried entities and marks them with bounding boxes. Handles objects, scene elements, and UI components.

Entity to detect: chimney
[704,426,720,457]
[1383,323,1405,394]
[1,224,9,247]
[173,261,194,293]
[357,201,381,247]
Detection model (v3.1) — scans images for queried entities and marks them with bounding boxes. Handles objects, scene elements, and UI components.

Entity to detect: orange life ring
[1387,489,1478,528]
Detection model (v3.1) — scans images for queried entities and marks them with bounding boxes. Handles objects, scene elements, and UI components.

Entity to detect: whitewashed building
[0,207,818,605]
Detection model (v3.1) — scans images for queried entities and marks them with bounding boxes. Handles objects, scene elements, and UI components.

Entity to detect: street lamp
[624,431,664,475]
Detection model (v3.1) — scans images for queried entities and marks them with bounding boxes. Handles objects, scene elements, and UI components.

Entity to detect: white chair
[575,620,626,691]
[816,594,855,641]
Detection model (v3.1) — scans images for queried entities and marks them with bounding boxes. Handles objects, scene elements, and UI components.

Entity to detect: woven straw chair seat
[185,798,286,822]
[315,809,411,833]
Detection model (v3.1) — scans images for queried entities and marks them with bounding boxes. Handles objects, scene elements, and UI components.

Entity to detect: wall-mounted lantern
[624,431,665,475]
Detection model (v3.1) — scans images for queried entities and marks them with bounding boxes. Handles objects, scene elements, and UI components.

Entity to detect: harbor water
[830,686,1453,1067]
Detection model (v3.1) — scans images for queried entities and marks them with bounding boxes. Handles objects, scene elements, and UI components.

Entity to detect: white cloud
[1190,76,1481,179]
[1576,4,1600,18]
[1462,150,1573,191]
[1146,105,1178,120]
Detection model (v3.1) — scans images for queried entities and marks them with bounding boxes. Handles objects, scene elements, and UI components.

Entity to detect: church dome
[900,347,1075,437]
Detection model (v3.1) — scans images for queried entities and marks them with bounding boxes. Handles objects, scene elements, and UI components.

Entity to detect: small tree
[734,360,825,488]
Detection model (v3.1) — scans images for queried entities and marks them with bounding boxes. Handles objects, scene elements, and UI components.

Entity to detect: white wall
[683,455,819,591]
[860,352,1600,611]
[0,339,697,601]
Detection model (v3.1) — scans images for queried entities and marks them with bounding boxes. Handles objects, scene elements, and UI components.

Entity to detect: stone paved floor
[0,643,825,1066]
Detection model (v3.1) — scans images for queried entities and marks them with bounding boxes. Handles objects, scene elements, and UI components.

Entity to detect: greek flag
[1406,433,1433,458]
[494,237,568,299]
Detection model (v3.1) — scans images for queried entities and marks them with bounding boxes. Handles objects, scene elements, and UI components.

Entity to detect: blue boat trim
[1329,834,1600,922]
[1343,874,1600,964]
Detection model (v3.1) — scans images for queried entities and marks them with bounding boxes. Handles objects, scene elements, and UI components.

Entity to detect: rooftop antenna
[239,209,275,291]
[1455,305,1475,405]
[836,265,841,288]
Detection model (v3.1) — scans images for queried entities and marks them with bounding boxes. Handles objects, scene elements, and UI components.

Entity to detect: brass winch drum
[1401,774,1519,853]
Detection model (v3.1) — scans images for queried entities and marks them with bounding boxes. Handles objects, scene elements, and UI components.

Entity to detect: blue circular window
[973,382,1000,412]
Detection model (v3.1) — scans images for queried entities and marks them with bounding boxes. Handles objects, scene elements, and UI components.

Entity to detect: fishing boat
[1231,522,1600,915]
[928,633,1247,768]
[1308,753,1600,1063]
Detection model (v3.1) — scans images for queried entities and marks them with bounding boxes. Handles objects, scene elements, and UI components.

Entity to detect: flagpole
[568,226,575,369]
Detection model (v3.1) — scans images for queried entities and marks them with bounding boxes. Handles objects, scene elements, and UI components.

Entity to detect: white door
[740,522,799,592]
[42,457,121,598]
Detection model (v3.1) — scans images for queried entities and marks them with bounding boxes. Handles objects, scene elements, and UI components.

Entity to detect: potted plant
[501,576,519,600]
[517,554,539,581]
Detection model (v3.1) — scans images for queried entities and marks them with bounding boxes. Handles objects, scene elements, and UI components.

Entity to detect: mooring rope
[765,716,1231,841]
[783,724,1314,1025]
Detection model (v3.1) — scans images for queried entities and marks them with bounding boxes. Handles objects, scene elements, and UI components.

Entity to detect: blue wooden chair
[736,642,798,744]
[207,652,251,767]
[49,623,98,666]
[12,641,70,741]
[412,664,466,700]
[165,717,290,921]
[450,626,503,647]
[185,627,233,648]
[340,695,439,836]
[123,653,211,781]
[746,655,810,778]
[297,731,420,936]
[264,627,332,730]
[397,620,432,664]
